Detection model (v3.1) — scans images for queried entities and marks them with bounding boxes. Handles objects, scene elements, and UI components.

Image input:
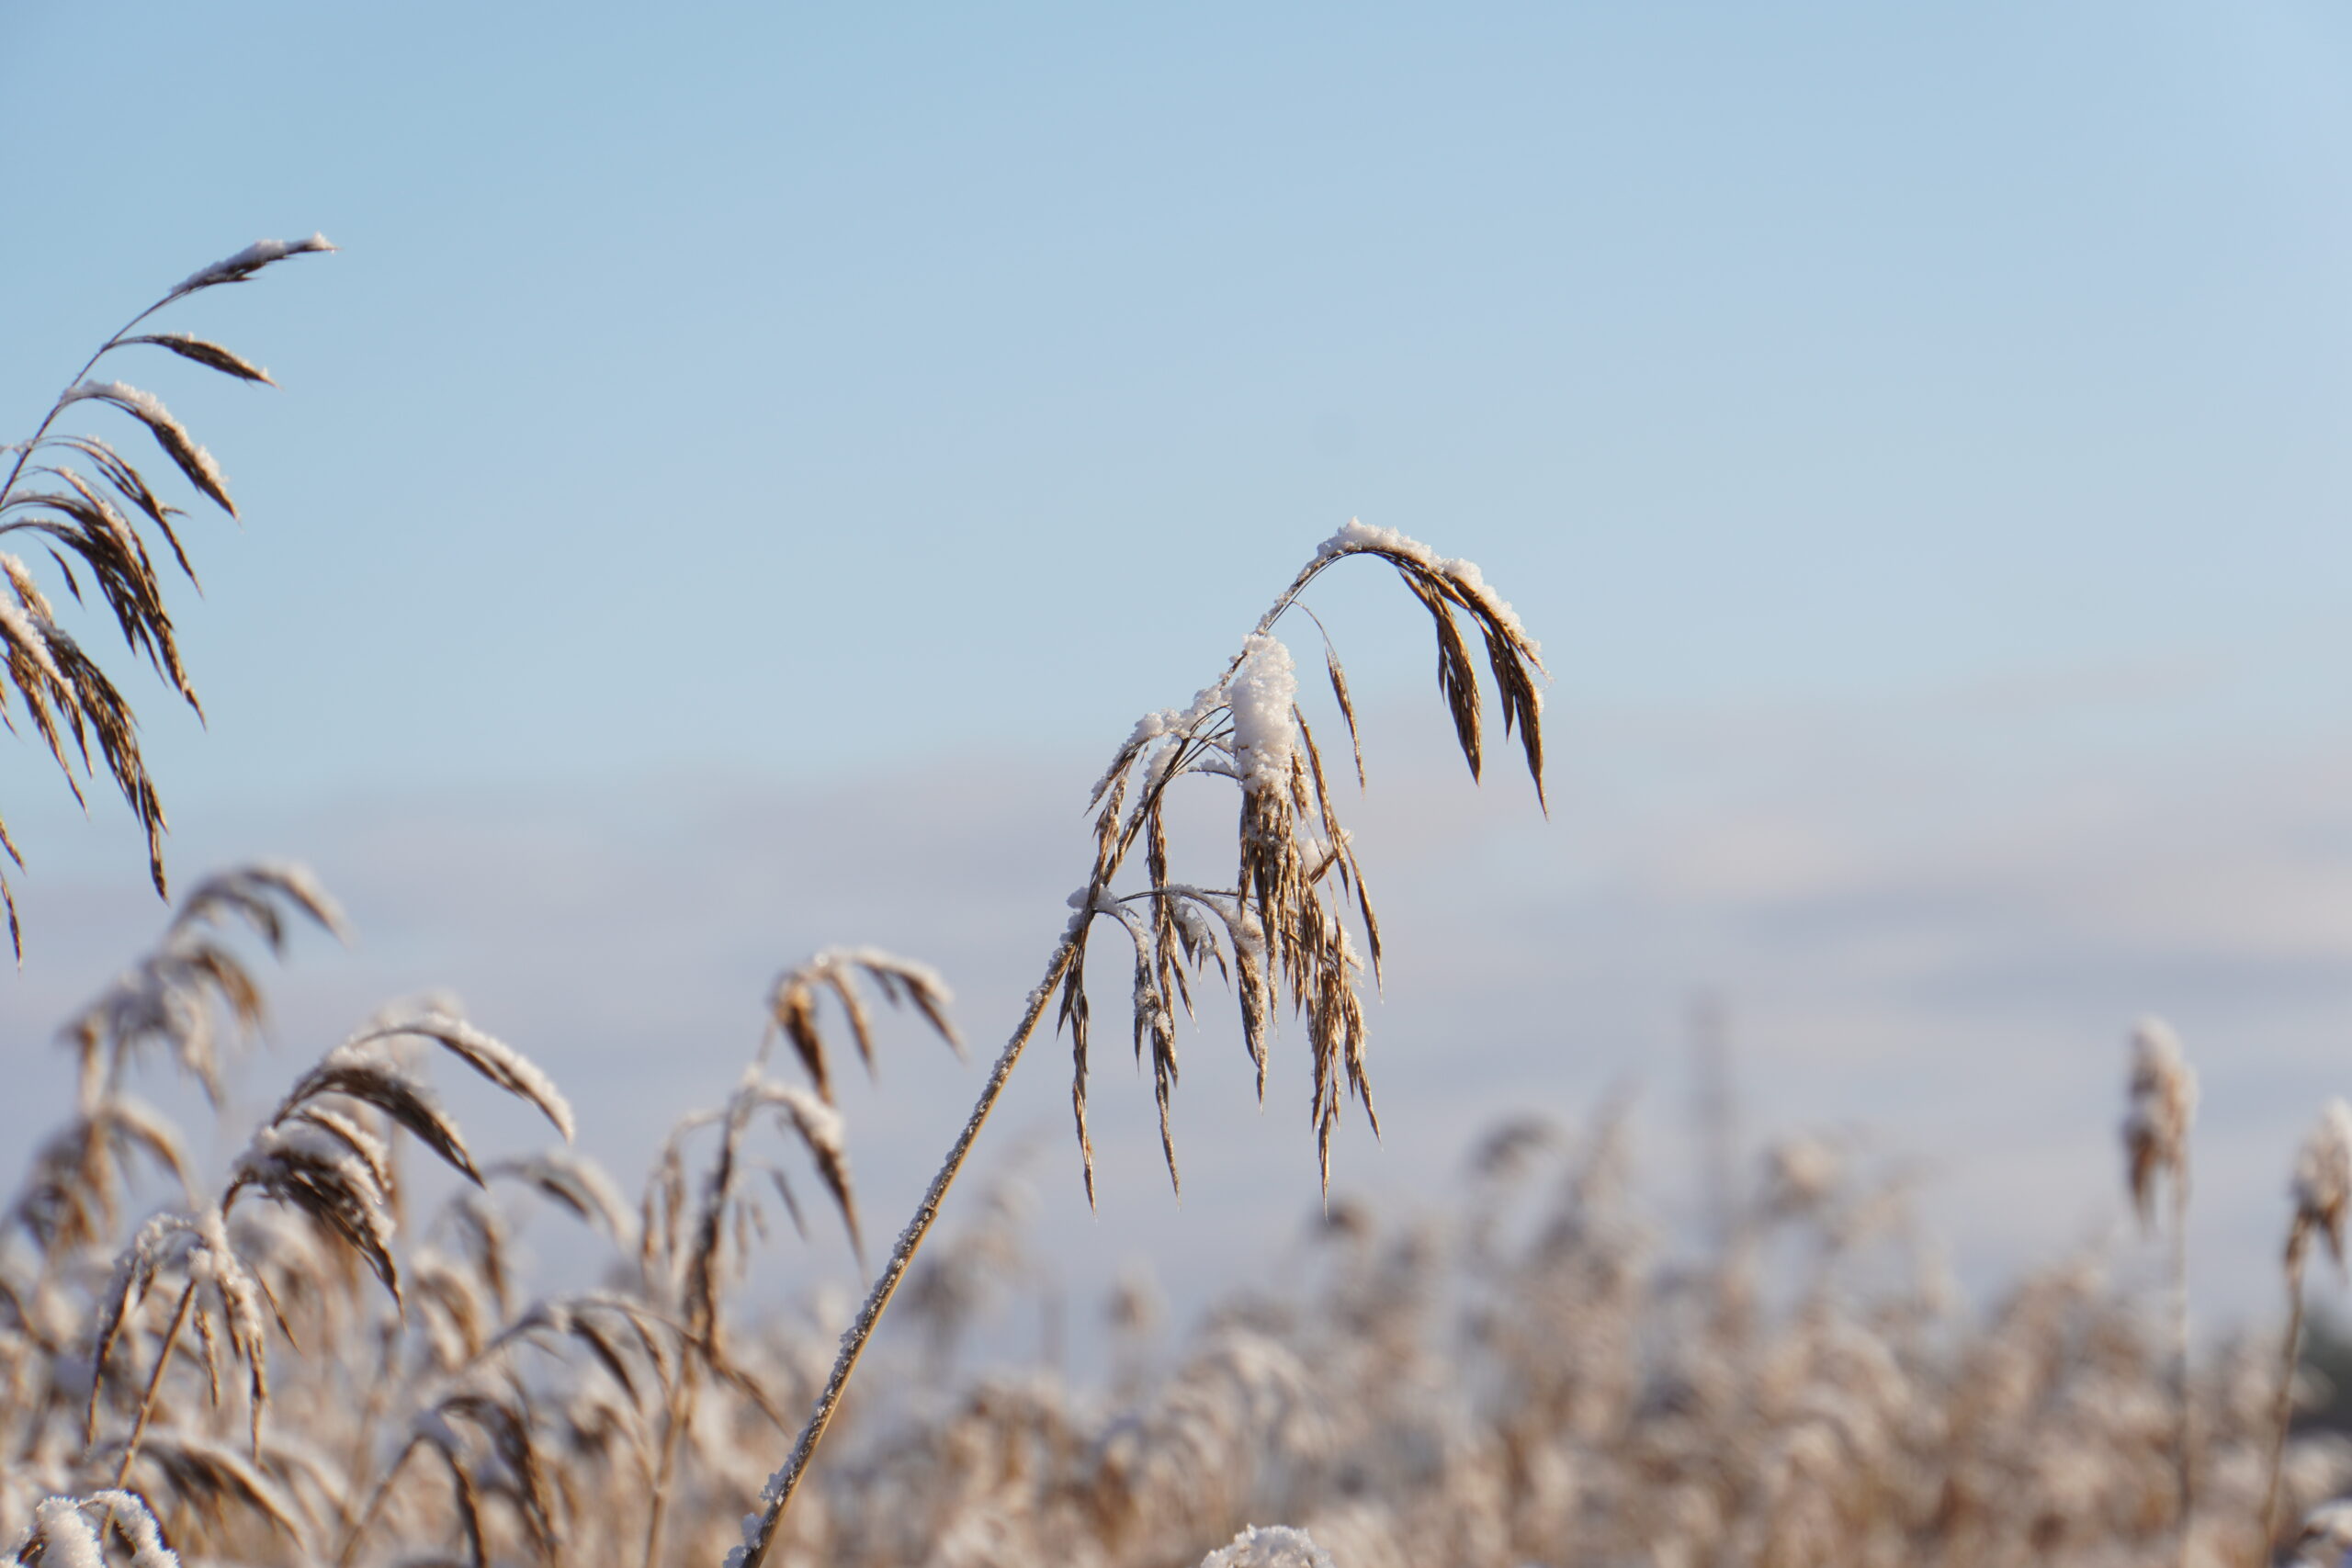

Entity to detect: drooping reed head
[2122,1017,2196,1227]
[0,237,333,955]
[2289,1099,2352,1271]
[1062,520,1546,1201]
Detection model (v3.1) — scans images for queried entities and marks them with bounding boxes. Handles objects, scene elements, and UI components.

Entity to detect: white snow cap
[1198,1525,1336,1568]
[1227,634,1297,789]
[1315,516,1540,652]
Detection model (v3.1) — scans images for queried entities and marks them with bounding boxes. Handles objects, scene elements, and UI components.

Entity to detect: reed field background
[8,4,2352,1563]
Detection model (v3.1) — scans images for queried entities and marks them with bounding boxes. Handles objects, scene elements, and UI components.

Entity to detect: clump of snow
[1198,1524,1336,1568]
[17,1498,107,1568]
[1226,635,1296,790]
[1315,517,1429,567]
[89,1493,176,1568]
[8,1494,180,1568]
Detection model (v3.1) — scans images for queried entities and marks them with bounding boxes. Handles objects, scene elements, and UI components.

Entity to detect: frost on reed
[0,238,333,957]
[782,1098,2352,1568]
[1065,519,1545,1201]
[3,868,954,1568]
[1196,1524,1337,1568]
[2262,1101,2352,1563]
[733,518,1548,1568]
[2121,1016,2198,1559]
[18,873,2352,1567]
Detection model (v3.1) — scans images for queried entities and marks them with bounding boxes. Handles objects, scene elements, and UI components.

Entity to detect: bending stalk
[736,939,1077,1568]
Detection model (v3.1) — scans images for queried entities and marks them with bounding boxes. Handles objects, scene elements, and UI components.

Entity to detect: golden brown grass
[15,247,2352,1568]
[0,240,334,956]
[13,863,2352,1568]
[733,516,1548,1568]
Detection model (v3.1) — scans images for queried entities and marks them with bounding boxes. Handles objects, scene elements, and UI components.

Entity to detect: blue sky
[6,2,2352,1335]
[6,2,2350,798]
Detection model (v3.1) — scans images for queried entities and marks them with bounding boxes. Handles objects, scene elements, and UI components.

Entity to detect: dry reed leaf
[280,1060,483,1186]
[59,383,234,517]
[483,1152,635,1245]
[0,241,330,954]
[117,1428,310,1548]
[413,1415,490,1568]
[57,862,342,1112]
[446,1192,514,1321]
[229,1121,402,1301]
[435,1391,559,1562]
[85,1215,200,1444]
[765,947,963,1106]
[348,1016,575,1145]
[11,1099,195,1257]
[413,1253,494,1371]
[119,333,276,385]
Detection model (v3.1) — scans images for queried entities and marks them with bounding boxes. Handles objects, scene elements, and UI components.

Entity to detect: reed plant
[18,244,2352,1568]
[734,517,1549,1568]
[2124,1017,2198,1562]
[0,237,333,956]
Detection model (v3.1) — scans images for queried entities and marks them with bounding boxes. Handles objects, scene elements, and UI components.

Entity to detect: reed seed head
[2291,1099,2352,1269]
[2122,1016,2196,1226]
[1061,521,1545,1203]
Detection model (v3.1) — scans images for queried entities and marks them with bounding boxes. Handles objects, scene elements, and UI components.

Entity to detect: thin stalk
[2171,1168,2193,1567]
[2258,1233,2310,1568]
[0,298,175,512]
[735,531,1519,1567]
[737,938,1077,1568]
[640,1350,701,1568]
[109,1277,196,1487]
[325,1316,402,1552]
[332,1433,426,1568]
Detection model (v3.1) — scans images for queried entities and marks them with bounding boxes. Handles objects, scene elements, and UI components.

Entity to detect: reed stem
[109,1278,195,1488]
[737,937,1078,1568]
[2171,1167,2193,1567]
[2258,1234,2310,1568]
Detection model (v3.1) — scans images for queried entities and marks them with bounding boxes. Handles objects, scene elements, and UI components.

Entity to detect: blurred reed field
[13,248,2352,1568]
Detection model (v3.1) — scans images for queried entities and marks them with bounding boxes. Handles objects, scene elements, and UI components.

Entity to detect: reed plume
[2123,1015,2198,1560]
[0,239,333,956]
[732,519,1547,1568]
[2261,1100,2352,1566]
